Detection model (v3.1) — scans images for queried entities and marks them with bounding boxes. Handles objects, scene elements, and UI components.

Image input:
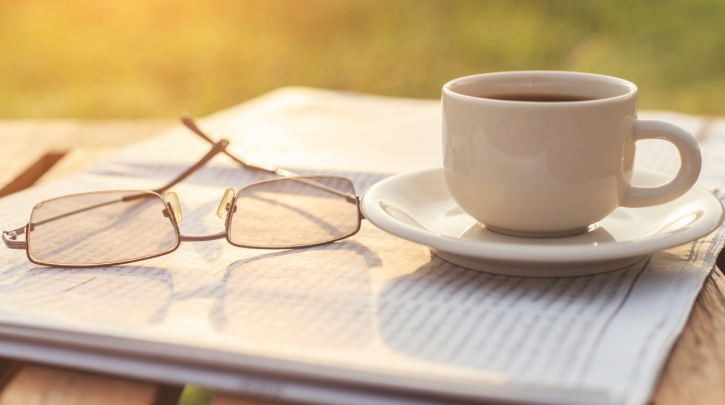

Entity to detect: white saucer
[361,168,725,277]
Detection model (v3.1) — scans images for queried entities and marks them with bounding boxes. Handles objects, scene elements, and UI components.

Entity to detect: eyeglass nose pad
[216,188,236,219]
[164,192,183,224]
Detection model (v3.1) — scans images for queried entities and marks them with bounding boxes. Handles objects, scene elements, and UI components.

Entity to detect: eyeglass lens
[27,191,179,266]
[228,176,360,248]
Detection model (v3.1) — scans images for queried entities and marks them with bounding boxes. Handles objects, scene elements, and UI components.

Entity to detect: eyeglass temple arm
[181,115,289,176]
[1,138,230,246]
[180,116,360,206]
[151,138,230,195]
[2,228,26,249]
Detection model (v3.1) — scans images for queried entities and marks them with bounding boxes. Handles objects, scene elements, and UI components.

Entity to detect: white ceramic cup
[442,71,702,238]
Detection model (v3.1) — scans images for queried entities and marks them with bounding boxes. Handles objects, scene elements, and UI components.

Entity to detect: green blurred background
[2,0,724,118]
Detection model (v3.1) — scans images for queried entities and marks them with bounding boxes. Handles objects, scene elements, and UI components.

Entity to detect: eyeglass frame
[2,116,365,268]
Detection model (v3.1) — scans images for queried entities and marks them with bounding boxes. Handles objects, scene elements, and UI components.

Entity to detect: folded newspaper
[0,88,724,405]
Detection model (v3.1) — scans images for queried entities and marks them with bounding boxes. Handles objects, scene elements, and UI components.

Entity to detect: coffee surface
[482,93,595,102]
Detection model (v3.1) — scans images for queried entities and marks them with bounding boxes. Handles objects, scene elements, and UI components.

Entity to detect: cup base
[484,224,594,238]
[431,248,647,277]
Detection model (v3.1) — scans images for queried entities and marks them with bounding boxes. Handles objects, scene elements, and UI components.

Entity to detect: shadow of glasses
[147,240,381,349]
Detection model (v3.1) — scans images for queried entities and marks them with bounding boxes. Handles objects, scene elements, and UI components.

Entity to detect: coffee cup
[442,71,701,238]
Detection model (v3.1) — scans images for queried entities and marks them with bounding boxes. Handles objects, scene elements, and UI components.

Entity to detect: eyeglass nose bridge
[173,188,235,242]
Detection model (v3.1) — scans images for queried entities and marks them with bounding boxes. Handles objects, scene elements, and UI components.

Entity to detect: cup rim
[442,71,638,106]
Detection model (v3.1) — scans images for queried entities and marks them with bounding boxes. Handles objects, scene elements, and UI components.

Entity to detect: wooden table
[0,119,723,405]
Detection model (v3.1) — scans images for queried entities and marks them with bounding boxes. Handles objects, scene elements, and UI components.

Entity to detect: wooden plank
[154,385,186,405]
[35,148,117,185]
[0,360,21,394]
[211,393,286,405]
[651,116,725,404]
[0,365,157,405]
[653,265,725,404]
[0,120,175,150]
[0,121,83,193]
[0,120,174,194]
[0,151,66,197]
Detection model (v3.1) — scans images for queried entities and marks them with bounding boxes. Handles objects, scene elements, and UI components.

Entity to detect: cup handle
[621,120,702,208]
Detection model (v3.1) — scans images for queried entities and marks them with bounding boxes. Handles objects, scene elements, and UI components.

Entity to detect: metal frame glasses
[2,117,363,267]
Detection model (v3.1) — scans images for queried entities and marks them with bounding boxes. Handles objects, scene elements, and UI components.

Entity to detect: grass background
[1,0,724,118]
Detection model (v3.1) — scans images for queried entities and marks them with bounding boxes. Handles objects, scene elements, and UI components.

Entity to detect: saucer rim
[361,167,725,263]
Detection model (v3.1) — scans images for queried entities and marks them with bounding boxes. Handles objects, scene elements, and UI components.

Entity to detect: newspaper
[0,88,724,405]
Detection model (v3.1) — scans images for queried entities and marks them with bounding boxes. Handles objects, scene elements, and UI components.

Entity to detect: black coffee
[482,93,595,102]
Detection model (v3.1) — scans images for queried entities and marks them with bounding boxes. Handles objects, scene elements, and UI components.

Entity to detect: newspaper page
[0,88,724,405]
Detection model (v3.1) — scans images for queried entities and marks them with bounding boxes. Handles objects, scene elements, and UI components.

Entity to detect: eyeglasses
[2,116,363,268]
